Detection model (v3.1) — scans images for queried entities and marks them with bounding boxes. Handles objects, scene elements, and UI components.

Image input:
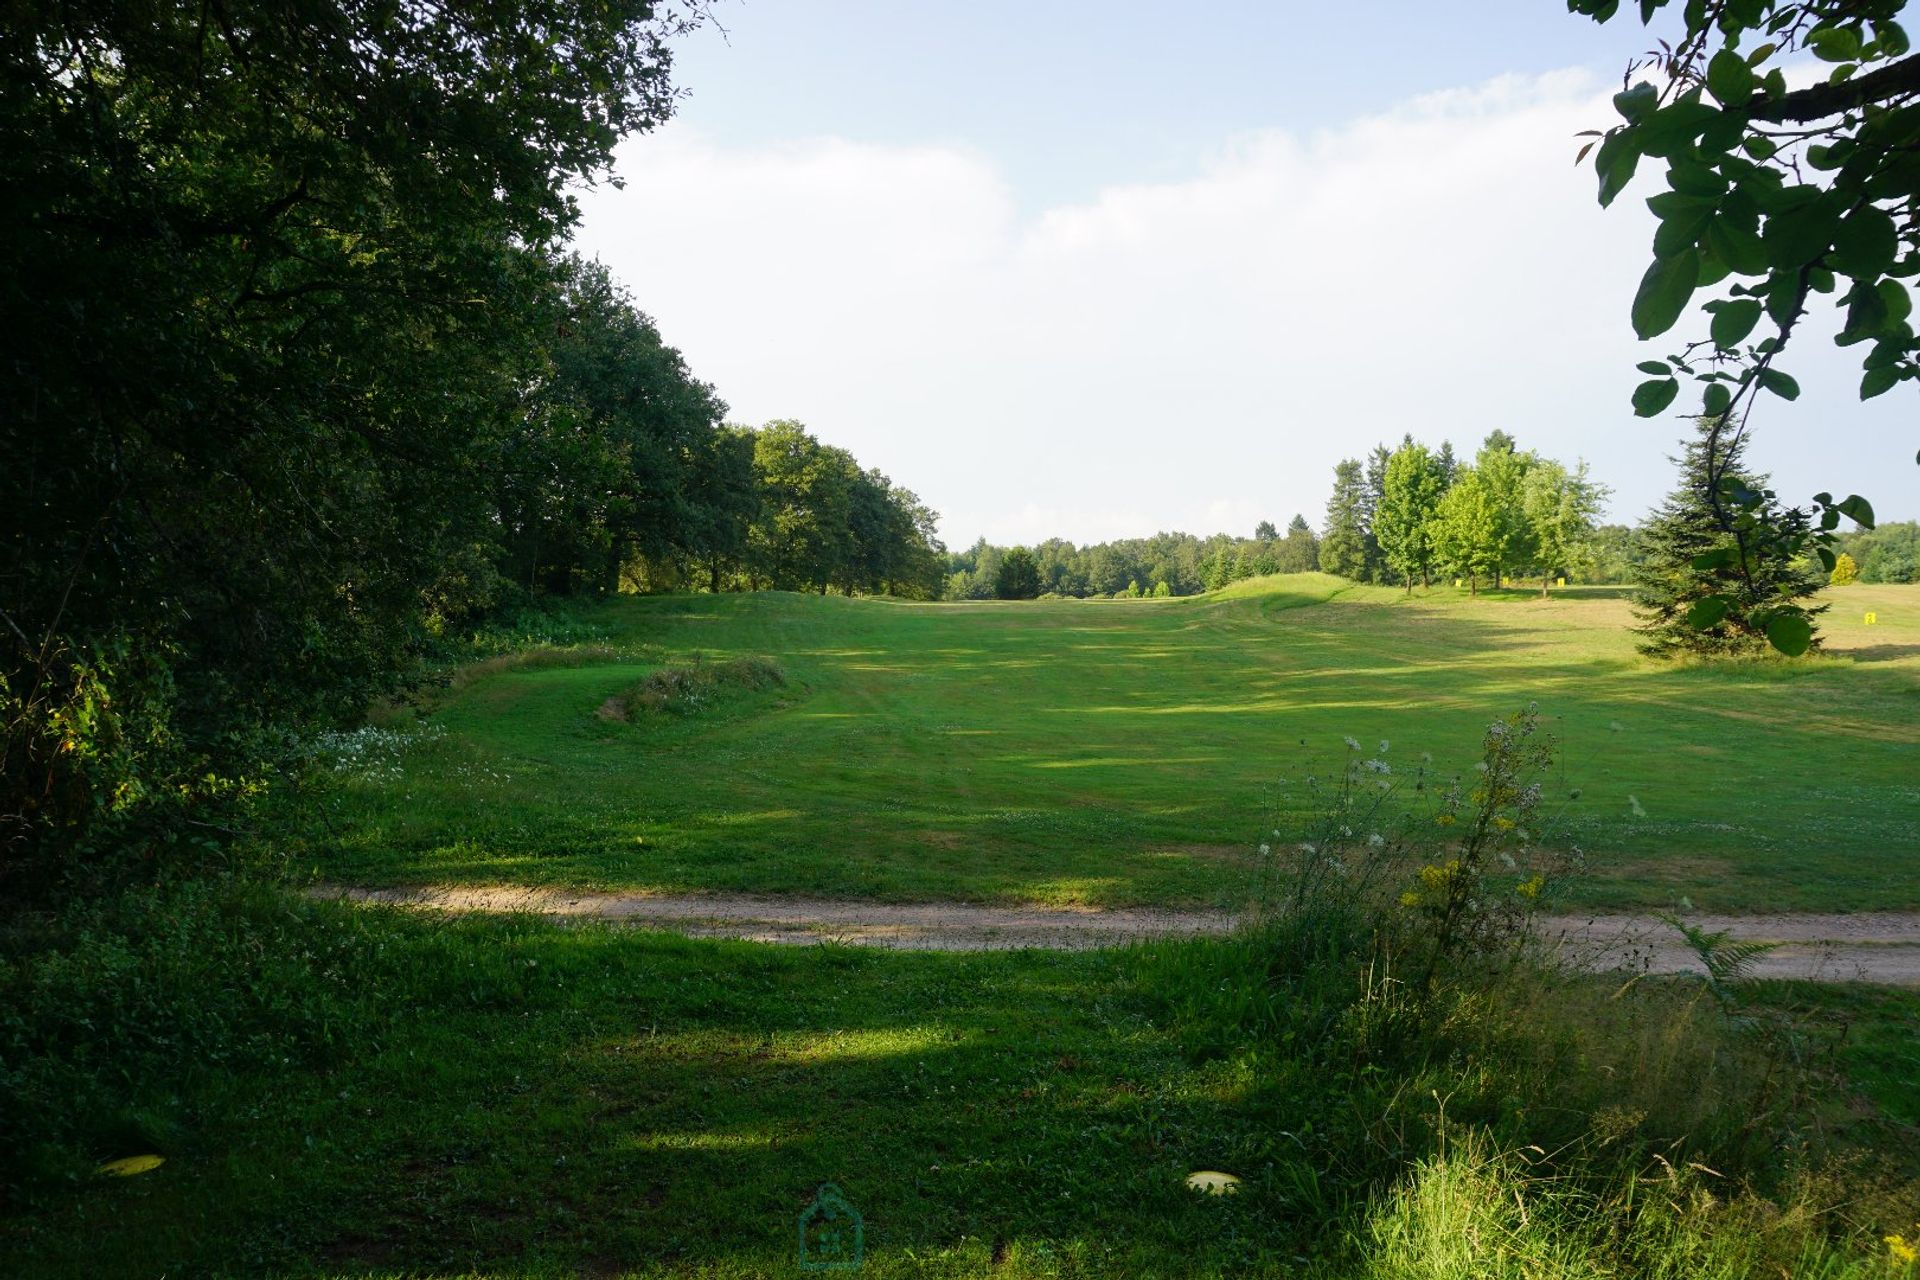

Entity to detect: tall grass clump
[598,655,786,720]
[1137,706,1918,1275]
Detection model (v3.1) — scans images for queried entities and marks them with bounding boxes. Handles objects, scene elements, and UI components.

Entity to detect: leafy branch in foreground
[1571,0,1910,650]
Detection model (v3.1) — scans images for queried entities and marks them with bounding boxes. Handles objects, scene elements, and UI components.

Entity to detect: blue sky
[576,2,1918,547]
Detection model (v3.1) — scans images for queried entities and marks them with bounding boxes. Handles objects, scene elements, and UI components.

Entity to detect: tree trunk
[1541,573,1551,599]
[709,561,721,594]
[1469,572,1478,597]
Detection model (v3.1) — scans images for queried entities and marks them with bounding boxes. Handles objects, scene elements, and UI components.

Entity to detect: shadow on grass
[1,917,1311,1278]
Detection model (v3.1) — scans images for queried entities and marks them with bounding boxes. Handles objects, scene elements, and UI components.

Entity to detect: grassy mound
[597,654,786,720]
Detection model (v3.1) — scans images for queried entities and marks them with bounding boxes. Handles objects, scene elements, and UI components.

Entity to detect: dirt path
[314,884,1920,983]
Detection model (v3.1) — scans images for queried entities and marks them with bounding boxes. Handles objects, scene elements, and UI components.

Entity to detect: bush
[1831,552,1860,586]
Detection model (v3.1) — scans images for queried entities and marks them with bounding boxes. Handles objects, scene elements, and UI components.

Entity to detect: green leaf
[1836,494,1876,528]
[1706,49,1754,105]
[1631,249,1701,339]
[1691,547,1739,571]
[1764,613,1812,656]
[1763,200,1842,269]
[1816,544,1837,571]
[1703,381,1733,415]
[1632,377,1680,416]
[1688,595,1731,629]
[1808,26,1862,62]
[1710,299,1763,347]
[1830,205,1898,278]
[1708,216,1768,275]
[1636,359,1672,375]
[1614,82,1659,123]
[1861,365,1901,398]
[1878,278,1913,325]
[1756,367,1800,399]
[1595,130,1642,207]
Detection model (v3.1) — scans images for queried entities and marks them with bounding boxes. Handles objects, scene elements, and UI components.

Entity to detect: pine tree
[1634,419,1826,657]
[1320,459,1371,579]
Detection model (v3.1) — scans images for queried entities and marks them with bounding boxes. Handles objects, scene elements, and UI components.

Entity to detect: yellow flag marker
[1865,612,1878,625]
[97,1154,165,1177]
[1185,1170,1241,1195]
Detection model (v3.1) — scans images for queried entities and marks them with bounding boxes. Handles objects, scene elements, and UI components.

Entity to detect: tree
[1430,468,1500,594]
[1830,551,1861,585]
[0,0,700,887]
[1375,442,1449,592]
[1320,459,1372,579]
[1634,418,1827,657]
[1572,0,1892,650]
[996,548,1042,600]
[1473,433,1537,589]
[1276,514,1320,573]
[1255,520,1279,542]
[1521,460,1609,597]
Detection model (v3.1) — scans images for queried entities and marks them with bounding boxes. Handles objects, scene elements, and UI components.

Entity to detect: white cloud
[576,69,1918,548]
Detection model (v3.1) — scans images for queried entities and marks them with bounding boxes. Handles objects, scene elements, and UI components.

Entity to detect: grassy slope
[315,577,1920,912]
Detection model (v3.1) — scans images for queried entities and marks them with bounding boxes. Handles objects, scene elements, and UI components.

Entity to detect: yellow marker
[1185,1170,1241,1195]
[1557,577,1567,587]
[1865,612,1878,625]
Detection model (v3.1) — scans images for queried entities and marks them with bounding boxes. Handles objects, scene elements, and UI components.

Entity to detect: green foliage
[1841,520,1920,582]
[1572,0,1915,632]
[0,0,706,897]
[994,547,1043,600]
[1633,419,1829,657]
[1321,459,1375,580]
[1376,439,1449,591]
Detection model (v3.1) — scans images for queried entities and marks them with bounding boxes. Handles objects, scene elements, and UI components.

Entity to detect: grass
[4,893,1916,1279]
[4,898,1914,1278]
[307,576,1920,912]
[8,580,1920,1277]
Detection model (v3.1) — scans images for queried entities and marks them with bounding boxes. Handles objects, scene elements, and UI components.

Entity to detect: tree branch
[1747,53,1920,122]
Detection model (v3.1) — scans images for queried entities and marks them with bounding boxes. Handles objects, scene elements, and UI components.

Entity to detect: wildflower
[1517,875,1544,899]
[1367,832,1385,848]
[1343,736,1362,751]
[1498,851,1516,868]
[1300,842,1317,855]
[1435,813,1456,827]
[1399,891,1421,908]
[1493,816,1516,832]
[1886,1234,1916,1265]
[1257,843,1271,856]
[1628,795,1646,818]
[1378,740,1390,754]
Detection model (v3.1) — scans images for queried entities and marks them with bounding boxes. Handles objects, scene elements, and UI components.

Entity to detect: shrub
[1831,551,1860,586]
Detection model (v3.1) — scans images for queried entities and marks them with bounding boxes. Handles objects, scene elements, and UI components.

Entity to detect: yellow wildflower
[1399,891,1421,908]
[1516,875,1543,900]
[1494,816,1516,832]
[1435,813,1456,827]
[1887,1234,1917,1265]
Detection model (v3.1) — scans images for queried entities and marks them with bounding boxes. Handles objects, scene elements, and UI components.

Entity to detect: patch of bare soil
[311,885,1920,982]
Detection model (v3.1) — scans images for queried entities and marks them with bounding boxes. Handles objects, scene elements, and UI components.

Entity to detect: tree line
[956,434,1610,601]
[0,3,939,896]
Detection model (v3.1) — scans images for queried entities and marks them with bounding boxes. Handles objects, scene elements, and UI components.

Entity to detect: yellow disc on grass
[97,1154,165,1177]
[1185,1170,1240,1195]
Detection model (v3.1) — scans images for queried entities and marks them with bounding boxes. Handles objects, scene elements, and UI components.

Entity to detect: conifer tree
[1320,460,1371,580]
[1634,419,1825,657]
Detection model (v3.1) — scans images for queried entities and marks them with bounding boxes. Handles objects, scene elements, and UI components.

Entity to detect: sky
[574,1,1920,549]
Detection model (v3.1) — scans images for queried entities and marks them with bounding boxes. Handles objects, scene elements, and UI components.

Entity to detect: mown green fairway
[315,576,1920,912]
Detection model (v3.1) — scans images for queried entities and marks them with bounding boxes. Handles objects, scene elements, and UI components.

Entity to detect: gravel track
[314,884,1920,983]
